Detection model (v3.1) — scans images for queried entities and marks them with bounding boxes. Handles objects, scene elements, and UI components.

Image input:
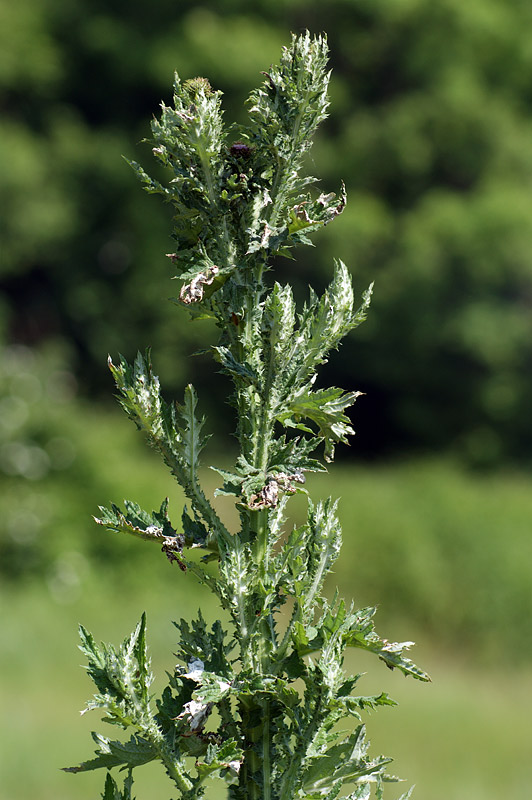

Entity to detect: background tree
[3,0,532,464]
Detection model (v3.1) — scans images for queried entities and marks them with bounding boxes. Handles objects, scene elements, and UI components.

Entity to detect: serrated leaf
[211,465,244,498]
[345,784,371,800]
[108,352,210,483]
[287,184,346,242]
[189,670,232,703]
[267,434,326,476]
[341,608,431,683]
[297,601,430,683]
[195,739,243,785]
[63,733,157,773]
[246,33,331,254]
[298,259,355,373]
[264,282,296,363]
[130,612,150,703]
[94,497,181,546]
[302,725,392,793]
[303,498,342,613]
[174,613,234,677]
[343,623,430,681]
[178,383,211,476]
[347,692,397,713]
[102,773,118,800]
[125,157,172,198]
[278,385,363,462]
[235,673,300,710]
[108,351,231,545]
[78,614,154,726]
[212,346,258,384]
[181,507,210,547]
[397,788,415,800]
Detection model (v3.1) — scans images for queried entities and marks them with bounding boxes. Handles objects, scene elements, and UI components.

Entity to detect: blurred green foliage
[3,0,532,463]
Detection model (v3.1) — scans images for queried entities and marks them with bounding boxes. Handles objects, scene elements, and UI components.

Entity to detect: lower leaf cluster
[67,586,428,799]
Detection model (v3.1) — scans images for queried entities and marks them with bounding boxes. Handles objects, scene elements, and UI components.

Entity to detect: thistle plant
[65,33,429,800]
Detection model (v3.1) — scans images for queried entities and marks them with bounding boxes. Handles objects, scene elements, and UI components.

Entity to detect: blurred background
[1,1,532,798]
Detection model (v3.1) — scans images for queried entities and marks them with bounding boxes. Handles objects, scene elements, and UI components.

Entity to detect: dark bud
[230,142,252,158]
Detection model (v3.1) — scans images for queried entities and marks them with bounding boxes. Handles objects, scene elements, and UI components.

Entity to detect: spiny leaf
[63,733,157,773]
[94,498,180,544]
[195,738,243,785]
[342,607,431,682]
[263,282,296,363]
[108,351,231,544]
[302,725,392,793]
[100,771,134,800]
[174,614,234,677]
[303,498,343,613]
[78,614,154,726]
[212,345,259,384]
[278,385,363,462]
[244,33,331,254]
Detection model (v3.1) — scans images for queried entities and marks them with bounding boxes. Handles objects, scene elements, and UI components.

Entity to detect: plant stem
[261,698,272,800]
[147,721,193,793]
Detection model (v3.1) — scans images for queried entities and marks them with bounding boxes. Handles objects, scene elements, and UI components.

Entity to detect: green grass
[2,404,532,798]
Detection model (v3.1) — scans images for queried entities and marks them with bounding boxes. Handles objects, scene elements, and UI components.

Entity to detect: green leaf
[263,282,296,366]
[189,669,232,704]
[100,771,134,800]
[245,32,331,254]
[344,785,371,800]
[234,672,300,711]
[130,612,150,704]
[124,157,172,198]
[212,345,259,384]
[78,614,154,726]
[303,498,342,613]
[278,385,363,462]
[287,184,346,244]
[195,739,243,785]
[179,383,210,476]
[211,465,244,498]
[108,349,163,437]
[341,607,431,683]
[302,725,392,793]
[262,262,369,452]
[108,351,231,545]
[346,692,397,713]
[397,788,415,800]
[181,507,210,548]
[174,613,234,677]
[63,732,157,773]
[297,259,356,376]
[248,32,330,158]
[94,497,182,545]
[267,434,326,476]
